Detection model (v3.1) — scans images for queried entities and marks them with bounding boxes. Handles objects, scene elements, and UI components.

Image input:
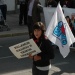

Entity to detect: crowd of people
[18,0,75,38]
[45,0,75,8]
[18,0,75,75]
[0,0,7,22]
[18,1,75,74]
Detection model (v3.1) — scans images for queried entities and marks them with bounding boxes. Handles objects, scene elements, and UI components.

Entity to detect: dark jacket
[46,0,57,7]
[33,38,55,67]
[71,0,75,8]
[69,23,75,37]
[27,0,42,23]
[63,0,72,8]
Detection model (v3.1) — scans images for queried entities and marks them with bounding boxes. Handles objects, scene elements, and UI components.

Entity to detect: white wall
[4,0,15,11]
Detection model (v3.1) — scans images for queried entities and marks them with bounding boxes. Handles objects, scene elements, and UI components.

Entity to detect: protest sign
[9,39,41,59]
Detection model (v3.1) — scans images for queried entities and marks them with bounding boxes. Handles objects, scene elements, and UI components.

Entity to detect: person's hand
[28,54,33,59]
[34,55,41,61]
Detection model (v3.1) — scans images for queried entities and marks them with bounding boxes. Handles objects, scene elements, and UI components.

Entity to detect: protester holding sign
[28,22,55,75]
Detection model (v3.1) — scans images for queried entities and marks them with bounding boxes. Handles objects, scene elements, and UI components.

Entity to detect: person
[65,16,75,37]
[0,0,7,21]
[27,0,42,38]
[63,0,72,8]
[19,0,28,26]
[0,0,7,25]
[28,22,55,75]
[71,14,75,30]
[46,0,57,7]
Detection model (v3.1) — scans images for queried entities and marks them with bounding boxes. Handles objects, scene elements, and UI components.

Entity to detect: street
[0,35,75,75]
[0,35,29,57]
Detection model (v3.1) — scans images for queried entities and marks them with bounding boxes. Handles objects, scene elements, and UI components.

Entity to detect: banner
[9,39,41,59]
[43,7,75,28]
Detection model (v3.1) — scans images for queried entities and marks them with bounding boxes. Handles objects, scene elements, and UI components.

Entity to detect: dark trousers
[19,4,27,25]
[0,4,7,20]
[32,65,49,75]
[27,16,33,38]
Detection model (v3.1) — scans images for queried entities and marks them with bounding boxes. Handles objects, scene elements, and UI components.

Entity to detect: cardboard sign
[9,39,41,59]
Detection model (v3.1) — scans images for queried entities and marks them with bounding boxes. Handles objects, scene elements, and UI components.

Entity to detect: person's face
[71,15,75,20]
[34,29,42,39]
[66,17,70,23]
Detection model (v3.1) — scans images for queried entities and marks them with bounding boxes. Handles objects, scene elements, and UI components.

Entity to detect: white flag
[45,3,75,58]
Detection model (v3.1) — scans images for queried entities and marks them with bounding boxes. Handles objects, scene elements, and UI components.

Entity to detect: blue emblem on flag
[53,21,67,45]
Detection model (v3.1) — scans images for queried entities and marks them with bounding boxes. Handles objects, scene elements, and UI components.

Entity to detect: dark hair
[32,22,45,39]
[33,22,45,31]
[65,16,71,23]
[65,16,73,28]
[65,16,70,19]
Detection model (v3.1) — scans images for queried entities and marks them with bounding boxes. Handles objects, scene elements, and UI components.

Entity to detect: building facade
[3,0,16,11]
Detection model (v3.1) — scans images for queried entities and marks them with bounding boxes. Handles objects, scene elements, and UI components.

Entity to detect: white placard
[9,39,41,59]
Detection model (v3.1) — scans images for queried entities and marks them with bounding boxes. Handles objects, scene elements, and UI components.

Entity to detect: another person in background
[65,16,75,37]
[28,22,55,75]
[46,0,57,7]
[27,0,42,38]
[0,0,7,21]
[71,14,75,30]
[63,0,72,8]
[55,0,64,7]
[19,0,28,26]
